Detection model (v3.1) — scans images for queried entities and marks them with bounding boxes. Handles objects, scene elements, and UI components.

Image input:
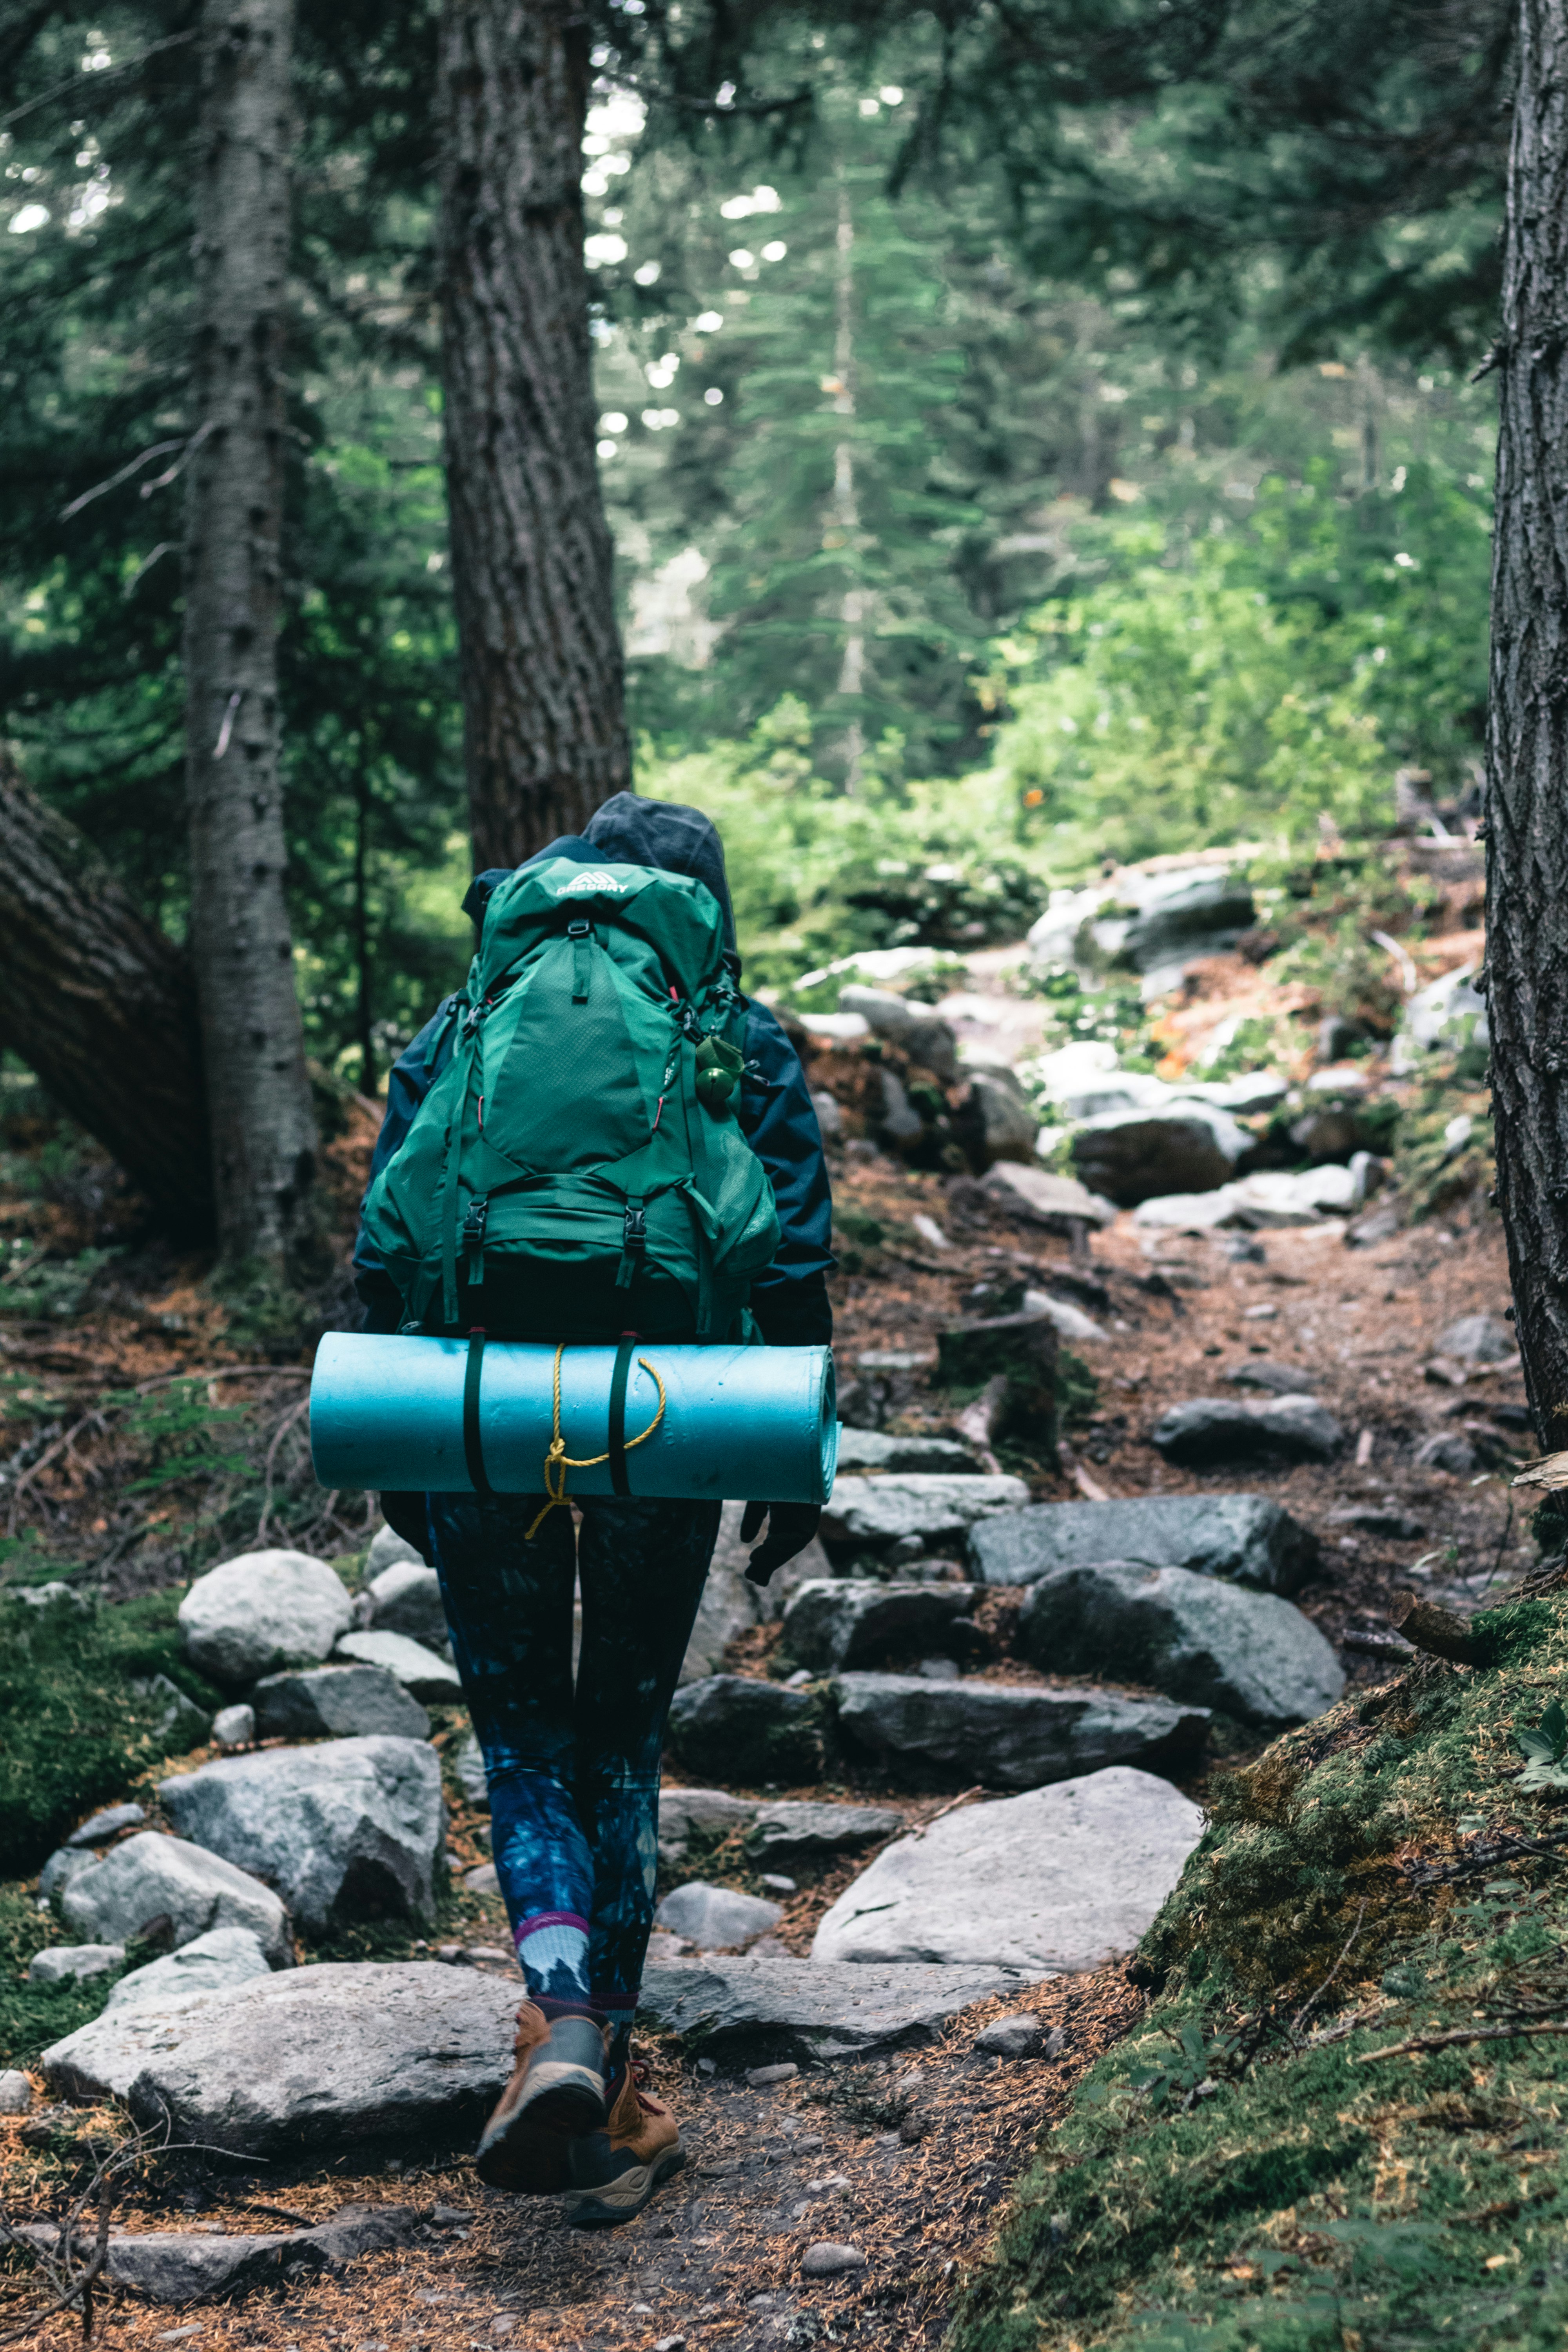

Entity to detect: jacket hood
[582,792,737,954]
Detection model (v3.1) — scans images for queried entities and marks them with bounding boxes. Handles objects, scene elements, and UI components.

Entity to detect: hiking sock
[515,1912,592,2005]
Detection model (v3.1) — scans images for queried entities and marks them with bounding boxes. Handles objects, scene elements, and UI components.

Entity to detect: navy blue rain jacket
[352,793,834,1347]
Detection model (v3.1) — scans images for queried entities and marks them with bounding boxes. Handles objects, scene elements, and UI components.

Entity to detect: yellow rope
[524,1341,667,1540]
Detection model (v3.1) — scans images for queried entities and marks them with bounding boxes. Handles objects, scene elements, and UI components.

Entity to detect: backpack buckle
[615,1198,646,1291]
[566,918,591,937]
[461,1194,489,1286]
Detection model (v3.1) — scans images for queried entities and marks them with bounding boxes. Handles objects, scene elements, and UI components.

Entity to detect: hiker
[352,794,832,2225]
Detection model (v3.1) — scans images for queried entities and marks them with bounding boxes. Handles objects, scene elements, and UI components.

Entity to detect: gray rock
[833,1428,984,1475]
[830,1673,1208,1791]
[655,1881,783,1951]
[812,1768,1204,1971]
[67,1802,146,1848]
[104,1926,272,2014]
[1071,1102,1247,1209]
[666,1676,825,1785]
[636,1955,1020,2063]
[1225,1165,1357,1227]
[366,1524,425,1578]
[1017,1561,1345,1728]
[658,1787,759,1863]
[821,1474,1029,1559]
[1414,1432,1481,1475]
[974,2013,1045,2058]
[1391,962,1487,1073]
[970,1491,1319,1596]
[464,1861,499,1894]
[802,2242,867,2279]
[61,1833,289,1964]
[11,2205,418,2307]
[178,1548,354,1686]
[781,1579,980,1673]
[452,1729,489,1808]
[1120,871,1256,984]
[96,1962,521,2156]
[333,1628,463,1703]
[211,1703,256,1749]
[1150,1394,1344,1469]
[1225,1359,1318,1395]
[38,1847,100,1904]
[960,1067,1039,1167]
[1022,1289,1107,1345]
[679,1556,760,1687]
[251,1663,431,1743]
[15,1581,92,1612]
[0,2070,34,2114]
[837,987,959,1081]
[704,1496,833,1628]
[1325,1506,1426,1541]
[980,1163,1118,1231]
[1437,1314,1515,1365]
[159,1737,445,1936]
[363,1559,450,1657]
[128,1673,212,1753]
[744,1802,903,1867]
[29,1943,125,1985]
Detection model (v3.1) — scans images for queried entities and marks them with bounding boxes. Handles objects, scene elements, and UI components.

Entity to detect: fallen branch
[1388,1590,1485,1667]
[909,1785,985,1839]
[1358,2018,1568,2063]
[1401,1820,1568,1891]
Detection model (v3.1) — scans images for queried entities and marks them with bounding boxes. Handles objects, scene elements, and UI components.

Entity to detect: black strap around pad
[463,1328,494,1497]
[608,1334,637,1496]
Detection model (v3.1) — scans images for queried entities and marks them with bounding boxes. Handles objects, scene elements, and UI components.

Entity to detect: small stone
[252,1663,430,1743]
[746,2061,799,2086]
[333,1629,462,1704]
[465,1862,500,1895]
[1243,1303,1278,1320]
[656,1881,783,1951]
[759,1872,797,1893]
[1225,1359,1317,1395]
[1437,1314,1515,1365]
[61,1834,289,1965]
[1414,1432,1481,1475]
[917,1656,960,1681]
[973,2013,1044,2059]
[1326,1506,1426,1540]
[67,1803,146,1848]
[0,2070,34,2112]
[29,1944,125,1985]
[801,2240,867,2278]
[452,1730,489,1808]
[1149,1394,1343,1468]
[211,1704,255,1750]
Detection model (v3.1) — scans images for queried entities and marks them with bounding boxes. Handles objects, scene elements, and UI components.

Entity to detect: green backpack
[360,857,782,1342]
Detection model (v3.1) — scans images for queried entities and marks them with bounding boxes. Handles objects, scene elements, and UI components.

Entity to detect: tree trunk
[1486,0,1568,1435]
[438,0,629,871]
[184,0,319,1275]
[0,755,212,1234]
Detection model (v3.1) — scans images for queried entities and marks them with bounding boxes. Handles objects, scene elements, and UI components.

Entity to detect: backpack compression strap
[608,1333,637,1495]
[463,1329,494,1498]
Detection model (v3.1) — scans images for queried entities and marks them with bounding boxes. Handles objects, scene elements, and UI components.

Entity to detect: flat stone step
[636,1956,1020,2064]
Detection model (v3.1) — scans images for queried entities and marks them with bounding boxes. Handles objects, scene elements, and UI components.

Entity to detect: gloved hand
[740,1499,822,1588]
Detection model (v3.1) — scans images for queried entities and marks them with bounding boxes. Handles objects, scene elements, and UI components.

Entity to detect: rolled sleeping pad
[309,1333,838,1504]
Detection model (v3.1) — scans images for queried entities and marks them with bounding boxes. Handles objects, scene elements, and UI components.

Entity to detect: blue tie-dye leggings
[423,1490,721,2019]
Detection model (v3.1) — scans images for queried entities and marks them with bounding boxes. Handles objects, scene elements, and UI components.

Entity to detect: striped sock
[514,1912,592,2005]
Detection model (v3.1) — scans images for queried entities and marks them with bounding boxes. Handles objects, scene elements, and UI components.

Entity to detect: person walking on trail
[352,794,833,2227]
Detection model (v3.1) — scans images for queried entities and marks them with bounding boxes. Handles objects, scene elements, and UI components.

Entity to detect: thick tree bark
[184,0,319,1274]
[1487,0,1568,1432]
[438,0,630,871]
[0,756,212,1234]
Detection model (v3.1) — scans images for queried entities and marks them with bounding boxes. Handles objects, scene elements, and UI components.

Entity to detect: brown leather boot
[475,2003,610,2193]
[565,2061,684,2227]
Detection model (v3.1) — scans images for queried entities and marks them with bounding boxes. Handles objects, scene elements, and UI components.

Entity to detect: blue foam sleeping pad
[309,1334,838,1503]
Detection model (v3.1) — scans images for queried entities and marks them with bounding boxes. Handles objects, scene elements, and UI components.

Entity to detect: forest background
[0,0,1505,1102]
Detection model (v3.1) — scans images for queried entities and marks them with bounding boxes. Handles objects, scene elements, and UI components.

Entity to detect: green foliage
[1055,1346,1099,1429]
[0,1586,221,1878]
[0,1245,120,1322]
[108,1379,251,1499]
[1515,1697,1568,1793]
[0,1885,125,2072]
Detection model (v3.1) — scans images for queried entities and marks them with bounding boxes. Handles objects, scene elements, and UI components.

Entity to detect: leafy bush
[0,1588,222,1878]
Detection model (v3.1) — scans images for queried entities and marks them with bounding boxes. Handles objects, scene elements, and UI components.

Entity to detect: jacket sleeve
[740,1001,835,1348]
[352,995,463,1331]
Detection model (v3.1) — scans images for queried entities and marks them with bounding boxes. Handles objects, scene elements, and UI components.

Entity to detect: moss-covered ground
[950,1584,1568,2352]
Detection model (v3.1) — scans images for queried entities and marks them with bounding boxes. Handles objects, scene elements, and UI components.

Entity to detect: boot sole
[566,2141,685,2229]
[475,2072,608,2194]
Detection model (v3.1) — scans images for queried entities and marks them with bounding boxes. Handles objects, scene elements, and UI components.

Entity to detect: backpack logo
[554,869,625,897]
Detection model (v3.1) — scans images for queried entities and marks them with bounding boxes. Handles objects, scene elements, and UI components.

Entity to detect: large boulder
[830,1673,1208,1791]
[178,1550,353,1686]
[666,1676,825,1785]
[743,1800,903,1867]
[45,1962,521,2155]
[60,1833,290,1964]
[980,1163,1117,1232]
[1149,1394,1344,1469]
[637,1956,1019,2065]
[811,1768,1203,1971]
[781,1580,981,1673]
[655,1881,783,1951]
[362,1559,450,1655]
[1017,1561,1345,1728]
[333,1629,463,1704]
[1070,1102,1247,1209]
[158,1737,445,1936]
[836,987,959,1081]
[250,1664,430,1744]
[969,1492,1318,1596]
[820,1473,1029,1563]
[103,1926,273,2015]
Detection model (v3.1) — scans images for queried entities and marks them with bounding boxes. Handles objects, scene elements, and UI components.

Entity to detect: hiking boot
[475,2002,610,2193]
[565,2061,685,2227]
